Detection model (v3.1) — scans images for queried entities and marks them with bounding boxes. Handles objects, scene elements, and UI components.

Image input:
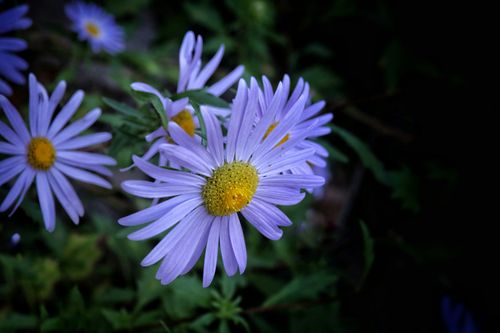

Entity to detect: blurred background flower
[0,4,31,95]
[65,1,124,54]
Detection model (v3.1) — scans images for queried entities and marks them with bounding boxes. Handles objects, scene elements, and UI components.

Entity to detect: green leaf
[151,96,169,129]
[98,287,135,305]
[358,221,375,289]
[173,90,230,108]
[136,269,165,311]
[102,97,138,117]
[162,276,212,319]
[101,308,132,330]
[60,234,102,281]
[191,102,207,146]
[184,3,225,33]
[331,125,388,184]
[316,139,349,164]
[0,313,38,330]
[190,313,216,331]
[386,167,420,212]
[263,271,337,306]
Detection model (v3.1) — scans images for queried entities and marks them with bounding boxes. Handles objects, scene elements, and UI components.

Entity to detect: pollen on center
[263,122,289,147]
[171,109,196,137]
[85,21,101,37]
[27,137,56,171]
[202,162,259,216]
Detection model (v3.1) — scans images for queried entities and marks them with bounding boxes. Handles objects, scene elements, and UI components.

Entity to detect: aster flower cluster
[118,31,333,287]
[0,1,333,288]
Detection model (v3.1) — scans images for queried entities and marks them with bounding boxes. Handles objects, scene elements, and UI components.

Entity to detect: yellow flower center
[171,110,196,137]
[85,22,101,37]
[27,137,56,171]
[263,122,289,147]
[202,162,259,216]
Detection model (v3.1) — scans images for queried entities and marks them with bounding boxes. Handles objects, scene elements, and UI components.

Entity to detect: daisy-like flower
[0,4,32,95]
[258,75,333,177]
[0,74,115,231]
[177,31,244,97]
[65,1,124,54]
[127,31,244,167]
[119,79,325,287]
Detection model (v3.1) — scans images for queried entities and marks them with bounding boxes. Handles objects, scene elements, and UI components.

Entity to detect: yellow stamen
[263,122,289,147]
[171,110,196,137]
[27,137,56,171]
[202,162,259,216]
[85,22,101,37]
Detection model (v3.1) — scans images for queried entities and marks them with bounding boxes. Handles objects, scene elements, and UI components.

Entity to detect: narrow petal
[0,169,28,212]
[121,180,199,198]
[141,205,205,266]
[57,151,116,165]
[47,90,84,139]
[0,95,30,143]
[56,132,111,150]
[241,202,283,240]
[47,81,67,122]
[48,170,80,224]
[192,45,224,88]
[0,142,23,155]
[249,198,292,227]
[207,65,245,97]
[302,100,326,121]
[57,157,113,177]
[0,162,24,186]
[28,74,39,137]
[258,148,315,176]
[8,168,35,216]
[260,174,325,189]
[36,172,56,232]
[225,79,248,162]
[0,155,24,174]
[201,107,224,166]
[179,211,212,275]
[160,144,213,176]
[36,83,50,137]
[50,167,84,216]
[254,186,306,206]
[219,216,238,276]
[203,219,221,287]
[229,213,247,273]
[157,211,212,285]
[145,127,166,142]
[168,122,217,169]
[52,108,102,145]
[127,194,202,240]
[55,162,112,189]
[132,155,205,186]
[118,196,187,226]
[235,78,259,161]
[131,82,165,107]
[0,120,23,146]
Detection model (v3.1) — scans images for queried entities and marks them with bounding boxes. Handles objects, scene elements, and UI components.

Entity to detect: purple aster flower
[119,78,324,287]
[0,4,32,95]
[258,75,332,178]
[10,232,21,246]
[0,73,115,232]
[312,165,330,198]
[441,296,478,333]
[177,31,244,96]
[126,31,244,168]
[65,1,124,54]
